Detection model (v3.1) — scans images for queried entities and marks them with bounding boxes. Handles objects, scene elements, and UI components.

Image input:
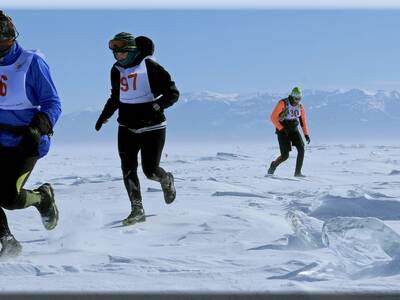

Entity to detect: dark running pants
[0,146,38,237]
[118,126,168,205]
[273,130,305,174]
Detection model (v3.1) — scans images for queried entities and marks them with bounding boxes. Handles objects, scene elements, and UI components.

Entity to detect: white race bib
[285,101,302,120]
[116,55,155,104]
[0,50,40,110]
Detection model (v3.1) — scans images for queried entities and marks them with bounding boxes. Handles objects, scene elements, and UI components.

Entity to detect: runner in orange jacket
[268,87,310,177]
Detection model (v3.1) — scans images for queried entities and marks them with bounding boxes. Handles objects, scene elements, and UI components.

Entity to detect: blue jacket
[0,43,61,158]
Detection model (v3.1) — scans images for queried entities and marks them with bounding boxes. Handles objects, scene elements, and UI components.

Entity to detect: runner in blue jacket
[0,11,61,257]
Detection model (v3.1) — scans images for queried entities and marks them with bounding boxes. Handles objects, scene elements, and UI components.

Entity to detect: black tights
[0,146,38,237]
[272,130,305,174]
[118,126,168,205]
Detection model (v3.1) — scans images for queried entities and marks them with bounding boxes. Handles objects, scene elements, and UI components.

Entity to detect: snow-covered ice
[1,142,400,292]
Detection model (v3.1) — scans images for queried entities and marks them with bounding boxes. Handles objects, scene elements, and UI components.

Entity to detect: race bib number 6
[0,74,7,96]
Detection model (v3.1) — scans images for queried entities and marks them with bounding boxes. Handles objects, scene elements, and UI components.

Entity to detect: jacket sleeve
[299,104,309,135]
[26,54,62,132]
[145,59,179,109]
[270,100,285,131]
[99,66,120,120]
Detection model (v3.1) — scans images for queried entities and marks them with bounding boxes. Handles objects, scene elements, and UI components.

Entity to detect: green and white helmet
[290,87,303,99]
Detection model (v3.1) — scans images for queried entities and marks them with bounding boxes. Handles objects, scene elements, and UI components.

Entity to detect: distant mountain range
[53,89,400,143]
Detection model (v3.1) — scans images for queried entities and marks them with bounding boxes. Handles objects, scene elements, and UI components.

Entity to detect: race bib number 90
[289,109,300,118]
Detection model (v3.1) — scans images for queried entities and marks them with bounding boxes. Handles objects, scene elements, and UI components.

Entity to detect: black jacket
[98,36,179,129]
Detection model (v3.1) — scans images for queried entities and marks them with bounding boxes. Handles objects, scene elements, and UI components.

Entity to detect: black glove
[152,102,161,112]
[152,99,164,112]
[18,126,41,157]
[29,112,53,136]
[18,112,53,157]
[95,116,106,131]
[278,128,289,136]
[305,135,311,144]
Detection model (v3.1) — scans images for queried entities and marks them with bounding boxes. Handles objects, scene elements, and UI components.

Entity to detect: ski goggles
[292,96,301,102]
[108,39,137,52]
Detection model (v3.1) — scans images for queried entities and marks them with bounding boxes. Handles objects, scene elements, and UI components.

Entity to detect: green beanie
[290,87,303,99]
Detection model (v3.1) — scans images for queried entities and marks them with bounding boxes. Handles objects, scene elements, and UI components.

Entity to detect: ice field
[1,142,400,292]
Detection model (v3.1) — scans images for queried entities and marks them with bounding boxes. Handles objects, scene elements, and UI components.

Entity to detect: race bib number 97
[120,73,137,92]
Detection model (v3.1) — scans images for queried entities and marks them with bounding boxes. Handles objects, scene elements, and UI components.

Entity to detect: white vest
[0,50,40,110]
[116,55,156,104]
[285,101,302,120]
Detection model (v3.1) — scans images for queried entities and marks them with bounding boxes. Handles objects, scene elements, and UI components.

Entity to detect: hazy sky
[4,9,400,112]
[3,0,400,9]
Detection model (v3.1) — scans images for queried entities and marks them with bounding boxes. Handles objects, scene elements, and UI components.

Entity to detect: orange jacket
[270,99,309,135]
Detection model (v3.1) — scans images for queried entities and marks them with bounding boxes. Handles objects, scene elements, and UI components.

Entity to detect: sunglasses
[292,96,301,101]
